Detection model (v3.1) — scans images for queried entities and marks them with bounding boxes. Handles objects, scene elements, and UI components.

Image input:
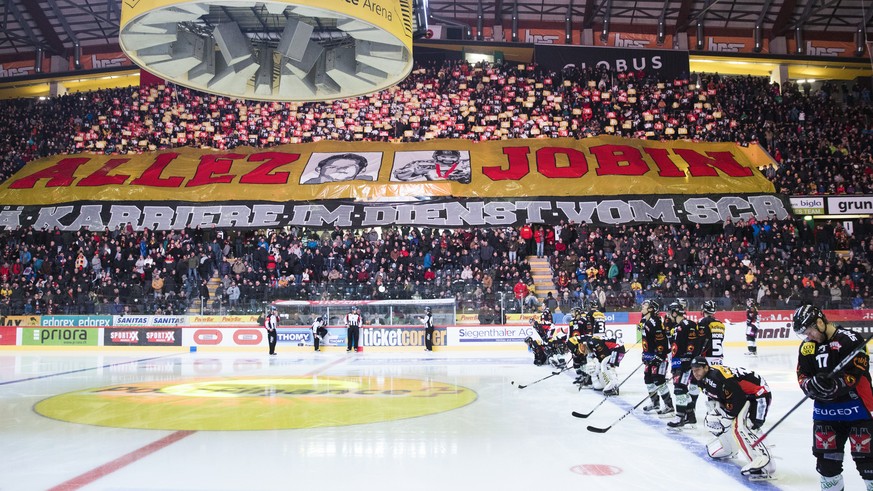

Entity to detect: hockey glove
[802,374,843,401]
[749,418,764,431]
[706,399,720,414]
[642,353,663,367]
[705,400,731,418]
[704,413,733,436]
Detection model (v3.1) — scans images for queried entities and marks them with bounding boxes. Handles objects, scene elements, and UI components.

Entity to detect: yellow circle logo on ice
[35,376,477,431]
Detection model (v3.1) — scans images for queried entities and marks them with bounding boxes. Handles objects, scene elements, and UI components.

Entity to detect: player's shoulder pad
[800,341,816,357]
[712,365,733,379]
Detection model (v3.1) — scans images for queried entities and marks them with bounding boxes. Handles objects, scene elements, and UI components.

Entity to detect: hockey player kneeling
[691,357,774,480]
[526,318,549,366]
[525,336,548,366]
[583,336,626,395]
[568,335,592,387]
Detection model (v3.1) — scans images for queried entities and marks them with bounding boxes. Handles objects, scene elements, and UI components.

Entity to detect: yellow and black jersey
[697,364,769,418]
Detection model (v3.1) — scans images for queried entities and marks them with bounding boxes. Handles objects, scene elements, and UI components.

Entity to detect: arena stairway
[528,256,557,311]
[187,272,224,315]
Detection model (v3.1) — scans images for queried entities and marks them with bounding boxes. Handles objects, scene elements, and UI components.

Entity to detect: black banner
[104,328,182,346]
[534,45,690,79]
[0,195,791,230]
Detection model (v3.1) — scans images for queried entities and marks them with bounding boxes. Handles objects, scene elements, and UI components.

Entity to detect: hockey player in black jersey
[423,306,435,351]
[794,304,873,491]
[692,357,774,480]
[698,300,726,365]
[567,307,585,335]
[639,300,673,415]
[579,335,626,395]
[667,301,701,428]
[525,317,550,366]
[745,298,760,356]
[582,301,607,336]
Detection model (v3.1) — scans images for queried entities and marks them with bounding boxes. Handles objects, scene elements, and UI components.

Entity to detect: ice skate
[667,412,688,429]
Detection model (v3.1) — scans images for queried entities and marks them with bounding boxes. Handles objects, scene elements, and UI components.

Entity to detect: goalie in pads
[691,356,774,480]
[569,335,626,395]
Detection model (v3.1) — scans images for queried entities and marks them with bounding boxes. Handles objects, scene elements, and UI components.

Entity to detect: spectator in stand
[513,278,528,311]
[544,291,558,313]
[534,226,545,258]
[520,223,533,257]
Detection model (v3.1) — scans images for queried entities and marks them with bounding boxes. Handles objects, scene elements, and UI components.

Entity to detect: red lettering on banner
[482,147,530,180]
[186,154,245,187]
[536,147,588,178]
[644,148,685,177]
[9,157,90,189]
[239,152,299,184]
[672,149,753,177]
[78,158,132,186]
[130,153,184,187]
[590,145,648,176]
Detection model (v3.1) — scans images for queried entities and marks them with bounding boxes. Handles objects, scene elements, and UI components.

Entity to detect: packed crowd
[0,62,872,195]
[0,61,871,318]
[0,214,869,318]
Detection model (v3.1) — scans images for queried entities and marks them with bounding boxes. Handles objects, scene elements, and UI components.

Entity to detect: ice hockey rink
[0,344,848,491]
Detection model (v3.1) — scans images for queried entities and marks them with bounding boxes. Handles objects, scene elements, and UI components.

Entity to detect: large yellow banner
[0,136,775,205]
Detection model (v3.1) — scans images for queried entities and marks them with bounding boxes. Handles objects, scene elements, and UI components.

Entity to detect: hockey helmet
[690,356,709,368]
[677,298,688,310]
[543,307,550,314]
[643,299,660,313]
[668,301,685,317]
[425,306,432,313]
[702,300,716,315]
[792,304,826,335]
[316,315,324,323]
[747,298,756,308]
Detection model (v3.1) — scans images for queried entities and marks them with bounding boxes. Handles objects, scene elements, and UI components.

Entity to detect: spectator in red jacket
[514,278,529,310]
[520,224,533,257]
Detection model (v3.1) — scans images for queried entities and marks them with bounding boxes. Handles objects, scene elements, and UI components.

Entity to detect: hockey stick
[517,365,573,389]
[586,383,666,433]
[750,330,873,448]
[571,361,645,418]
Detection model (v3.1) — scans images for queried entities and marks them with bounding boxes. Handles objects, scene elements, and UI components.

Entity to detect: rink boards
[0,307,869,350]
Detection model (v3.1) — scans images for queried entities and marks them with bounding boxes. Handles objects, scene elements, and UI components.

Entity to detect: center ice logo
[34,376,477,430]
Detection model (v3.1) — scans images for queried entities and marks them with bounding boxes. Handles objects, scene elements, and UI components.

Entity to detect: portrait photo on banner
[300,152,383,184]
[390,150,472,184]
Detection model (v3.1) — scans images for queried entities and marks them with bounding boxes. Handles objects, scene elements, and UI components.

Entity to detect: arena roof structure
[0,0,870,59]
